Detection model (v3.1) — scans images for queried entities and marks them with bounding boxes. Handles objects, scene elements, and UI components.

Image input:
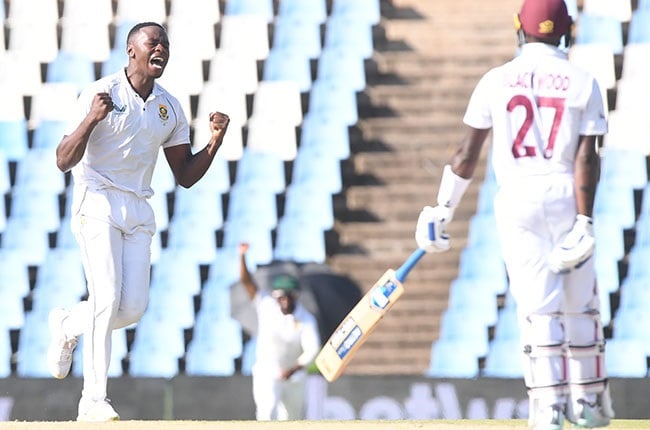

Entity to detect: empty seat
[197,81,248,128]
[165,215,218,266]
[456,245,508,294]
[438,308,490,359]
[0,249,31,300]
[273,214,327,264]
[582,0,632,22]
[2,217,49,266]
[35,247,87,298]
[614,82,650,135]
[146,282,196,329]
[426,338,480,378]
[482,338,525,378]
[169,0,221,25]
[72,328,127,378]
[59,21,111,64]
[0,118,29,162]
[101,49,129,78]
[156,51,204,99]
[115,0,167,24]
[128,340,180,378]
[324,14,374,60]
[9,186,61,233]
[7,18,59,64]
[173,185,225,231]
[316,46,367,93]
[604,338,648,377]
[493,305,522,342]
[602,109,650,151]
[245,114,298,161]
[283,182,335,230]
[62,0,113,26]
[166,16,218,64]
[226,182,278,230]
[262,47,313,93]
[251,80,303,127]
[0,83,26,120]
[224,0,274,23]
[29,83,80,130]
[0,51,43,96]
[593,181,636,230]
[299,111,351,160]
[207,48,259,95]
[219,15,270,62]
[330,0,381,25]
[277,0,326,24]
[222,217,273,265]
[193,118,245,162]
[447,277,499,327]
[308,78,358,126]
[575,13,624,55]
[32,120,72,150]
[621,43,650,80]
[627,9,650,44]
[568,44,616,90]
[291,145,342,194]
[149,246,200,297]
[233,149,286,193]
[272,15,322,61]
[14,148,66,194]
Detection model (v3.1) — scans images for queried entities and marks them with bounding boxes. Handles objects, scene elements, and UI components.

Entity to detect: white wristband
[437,164,471,208]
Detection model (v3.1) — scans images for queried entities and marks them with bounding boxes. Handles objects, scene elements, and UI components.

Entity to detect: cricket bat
[315,248,427,382]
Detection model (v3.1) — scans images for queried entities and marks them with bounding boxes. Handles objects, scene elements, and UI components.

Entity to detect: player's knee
[117,299,148,326]
[564,310,604,346]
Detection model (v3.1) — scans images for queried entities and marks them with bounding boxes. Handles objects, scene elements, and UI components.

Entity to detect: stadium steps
[327,0,521,375]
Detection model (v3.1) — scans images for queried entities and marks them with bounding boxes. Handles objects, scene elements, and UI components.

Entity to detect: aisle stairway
[327,0,522,375]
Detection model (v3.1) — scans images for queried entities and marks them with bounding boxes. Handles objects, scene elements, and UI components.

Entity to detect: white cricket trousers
[66,184,155,402]
[494,174,605,409]
[252,369,307,420]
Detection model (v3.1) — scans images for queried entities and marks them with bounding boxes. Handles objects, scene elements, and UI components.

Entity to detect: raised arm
[164,111,229,188]
[56,92,114,172]
[239,242,258,301]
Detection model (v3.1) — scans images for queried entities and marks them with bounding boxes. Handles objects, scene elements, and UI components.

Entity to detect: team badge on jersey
[158,104,169,121]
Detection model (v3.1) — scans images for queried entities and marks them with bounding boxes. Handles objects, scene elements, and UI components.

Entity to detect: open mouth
[150,56,166,70]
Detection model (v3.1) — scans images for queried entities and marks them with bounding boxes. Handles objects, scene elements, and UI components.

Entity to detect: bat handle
[394,248,426,283]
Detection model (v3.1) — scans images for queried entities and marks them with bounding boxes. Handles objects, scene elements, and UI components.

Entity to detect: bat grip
[394,248,426,282]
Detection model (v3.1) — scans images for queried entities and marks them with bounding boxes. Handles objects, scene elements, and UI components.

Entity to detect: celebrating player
[238,242,321,421]
[415,0,613,428]
[47,22,229,421]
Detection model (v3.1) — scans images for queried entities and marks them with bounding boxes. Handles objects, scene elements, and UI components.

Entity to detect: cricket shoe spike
[77,398,120,422]
[531,404,565,430]
[571,398,611,428]
[47,307,78,379]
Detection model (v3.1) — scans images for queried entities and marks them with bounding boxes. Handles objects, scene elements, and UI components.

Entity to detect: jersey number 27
[507,95,565,159]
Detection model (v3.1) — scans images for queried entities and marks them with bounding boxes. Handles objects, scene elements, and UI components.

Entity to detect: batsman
[415,0,614,428]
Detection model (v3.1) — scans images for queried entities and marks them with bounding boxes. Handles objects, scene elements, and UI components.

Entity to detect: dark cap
[517,0,571,39]
[271,274,300,292]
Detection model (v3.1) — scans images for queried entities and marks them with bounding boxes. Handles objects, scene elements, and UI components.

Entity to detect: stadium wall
[0,376,647,421]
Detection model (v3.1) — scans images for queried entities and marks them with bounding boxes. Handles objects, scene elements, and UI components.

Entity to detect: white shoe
[47,308,78,379]
[572,399,611,428]
[77,399,120,422]
[531,404,565,430]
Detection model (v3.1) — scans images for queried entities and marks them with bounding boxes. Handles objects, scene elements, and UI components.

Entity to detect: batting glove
[548,215,595,274]
[415,205,453,253]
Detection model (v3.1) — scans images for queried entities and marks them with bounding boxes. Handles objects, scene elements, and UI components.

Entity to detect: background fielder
[415,0,613,428]
[239,242,321,421]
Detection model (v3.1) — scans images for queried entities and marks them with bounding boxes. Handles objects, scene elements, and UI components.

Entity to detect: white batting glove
[415,205,453,253]
[548,215,595,274]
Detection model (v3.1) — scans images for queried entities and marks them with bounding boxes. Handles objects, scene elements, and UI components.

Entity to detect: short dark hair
[126,22,166,44]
